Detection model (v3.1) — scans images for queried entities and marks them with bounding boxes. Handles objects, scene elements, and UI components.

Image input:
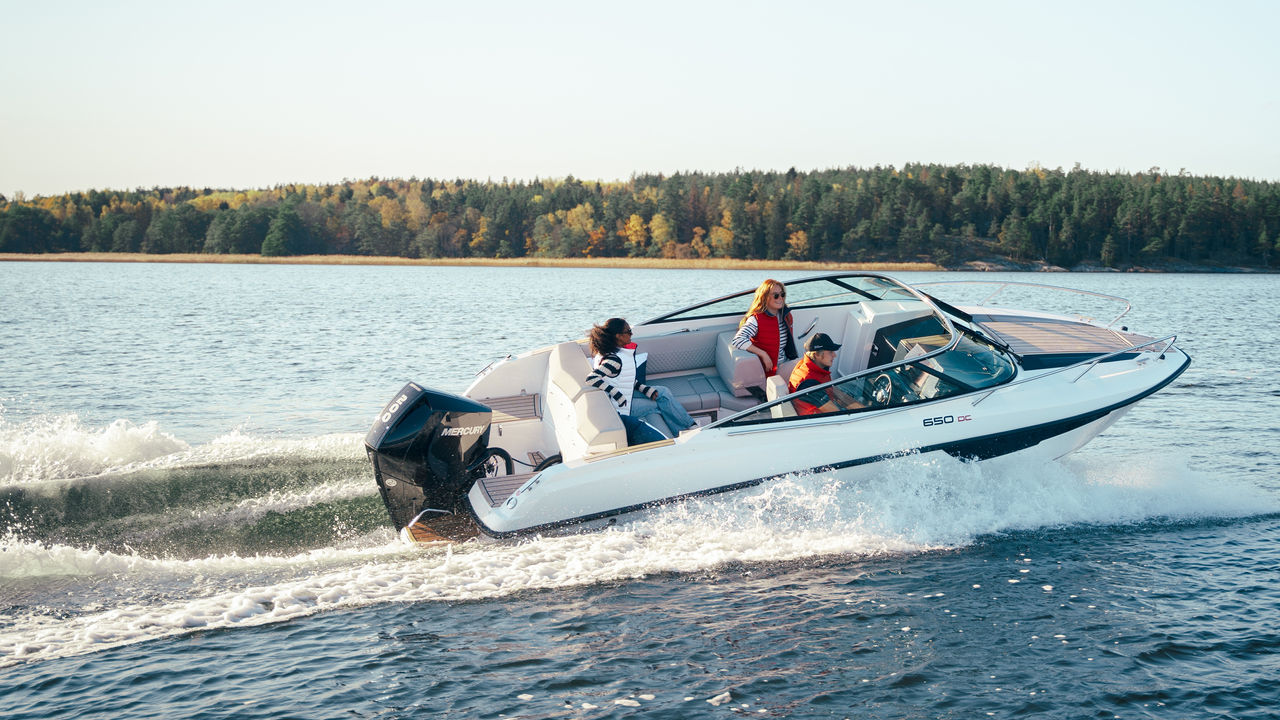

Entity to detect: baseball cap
[805,332,841,352]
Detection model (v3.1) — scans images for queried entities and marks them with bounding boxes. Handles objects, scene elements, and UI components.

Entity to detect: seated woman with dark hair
[585,317,697,444]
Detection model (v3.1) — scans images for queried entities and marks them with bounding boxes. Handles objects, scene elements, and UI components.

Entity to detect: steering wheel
[870,373,894,407]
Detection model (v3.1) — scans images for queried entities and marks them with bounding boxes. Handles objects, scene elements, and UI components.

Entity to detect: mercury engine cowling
[365,382,494,539]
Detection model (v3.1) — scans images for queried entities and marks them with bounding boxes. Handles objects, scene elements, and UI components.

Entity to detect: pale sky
[2,0,1277,198]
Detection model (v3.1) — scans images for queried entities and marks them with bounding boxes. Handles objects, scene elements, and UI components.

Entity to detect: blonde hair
[739,279,786,327]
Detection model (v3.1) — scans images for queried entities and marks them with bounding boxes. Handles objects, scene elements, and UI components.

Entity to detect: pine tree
[262,202,308,256]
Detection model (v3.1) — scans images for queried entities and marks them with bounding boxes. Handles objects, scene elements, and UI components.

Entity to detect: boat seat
[765,375,797,418]
[645,371,759,422]
[776,357,800,381]
[656,373,722,412]
[547,342,590,402]
[545,342,627,457]
[715,331,765,398]
[713,331,802,400]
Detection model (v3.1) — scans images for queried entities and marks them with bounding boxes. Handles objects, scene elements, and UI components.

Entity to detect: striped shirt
[584,352,656,408]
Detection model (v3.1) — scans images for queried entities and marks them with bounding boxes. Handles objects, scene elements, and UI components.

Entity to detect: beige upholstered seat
[715,331,765,398]
[765,375,797,418]
[545,342,627,458]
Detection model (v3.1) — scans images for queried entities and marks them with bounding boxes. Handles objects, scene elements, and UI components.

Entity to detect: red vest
[750,311,795,377]
[788,355,832,415]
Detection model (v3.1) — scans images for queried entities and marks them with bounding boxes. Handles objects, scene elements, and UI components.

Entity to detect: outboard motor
[365,382,494,539]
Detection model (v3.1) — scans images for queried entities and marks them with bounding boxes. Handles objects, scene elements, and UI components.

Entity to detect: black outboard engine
[365,382,494,538]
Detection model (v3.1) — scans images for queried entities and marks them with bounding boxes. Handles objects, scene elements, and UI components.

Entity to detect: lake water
[1,263,1278,719]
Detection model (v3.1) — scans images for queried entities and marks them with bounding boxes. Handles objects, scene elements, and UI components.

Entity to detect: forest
[2,164,1278,269]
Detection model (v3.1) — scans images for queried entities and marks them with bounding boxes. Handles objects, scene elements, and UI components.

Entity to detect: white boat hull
[471,349,1186,537]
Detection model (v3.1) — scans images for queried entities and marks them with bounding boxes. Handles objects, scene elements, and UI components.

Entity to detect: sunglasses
[771,291,786,299]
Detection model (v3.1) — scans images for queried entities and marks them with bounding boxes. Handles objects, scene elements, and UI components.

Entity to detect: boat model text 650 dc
[365,273,1190,543]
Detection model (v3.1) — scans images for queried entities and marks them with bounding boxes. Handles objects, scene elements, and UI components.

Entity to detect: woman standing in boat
[732,278,798,377]
[586,318,697,442]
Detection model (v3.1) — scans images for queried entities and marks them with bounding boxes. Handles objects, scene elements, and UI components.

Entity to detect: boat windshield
[648,274,917,324]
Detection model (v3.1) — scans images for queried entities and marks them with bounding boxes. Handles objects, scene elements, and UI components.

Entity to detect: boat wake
[0,414,190,484]
[2,418,1276,668]
[1,414,375,557]
[1,413,364,485]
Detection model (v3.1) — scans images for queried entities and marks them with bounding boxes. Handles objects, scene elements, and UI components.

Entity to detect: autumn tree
[622,213,651,257]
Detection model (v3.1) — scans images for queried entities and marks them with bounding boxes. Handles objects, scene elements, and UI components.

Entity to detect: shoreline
[0,252,1271,273]
[0,252,942,272]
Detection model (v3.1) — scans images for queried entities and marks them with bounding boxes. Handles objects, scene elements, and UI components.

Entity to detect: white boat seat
[547,342,590,402]
[655,374,722,412]
[645,371,759,421]
[765,375,797,418]
[574,391,629,446]
[776,357,800,380]
[545,342,627,457]
[715,331,765,398]
[713,330,802,400]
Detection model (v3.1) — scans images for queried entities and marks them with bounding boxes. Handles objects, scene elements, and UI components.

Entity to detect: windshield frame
[642,273,916,325]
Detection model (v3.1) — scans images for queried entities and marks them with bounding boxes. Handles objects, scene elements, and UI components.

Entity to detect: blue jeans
[630,386,697,437]
[620,414,667,445]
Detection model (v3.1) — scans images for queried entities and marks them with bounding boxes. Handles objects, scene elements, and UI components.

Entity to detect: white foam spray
[0,413,364,484]
[2,449,1274,668]
[0,415,189,484]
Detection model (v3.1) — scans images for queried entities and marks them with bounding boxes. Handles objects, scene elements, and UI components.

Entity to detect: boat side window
[723,356,970,426]
[811,333,1013,416]
[824,358,970,413]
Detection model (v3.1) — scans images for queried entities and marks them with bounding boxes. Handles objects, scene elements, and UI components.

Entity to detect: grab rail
[911,280,1132,329]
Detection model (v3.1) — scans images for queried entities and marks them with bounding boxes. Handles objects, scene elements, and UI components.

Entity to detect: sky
[2,0,1278,198]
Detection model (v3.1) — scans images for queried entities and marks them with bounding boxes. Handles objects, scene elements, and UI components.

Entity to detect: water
[1,263,1278,719]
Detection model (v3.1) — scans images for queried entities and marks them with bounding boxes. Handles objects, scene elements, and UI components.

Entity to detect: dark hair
[588,317,629,356]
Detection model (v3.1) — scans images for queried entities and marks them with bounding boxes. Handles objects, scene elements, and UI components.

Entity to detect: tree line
[2,164,1278,268]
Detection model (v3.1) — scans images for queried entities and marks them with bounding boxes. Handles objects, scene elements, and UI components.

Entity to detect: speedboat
[365,273,1190,543]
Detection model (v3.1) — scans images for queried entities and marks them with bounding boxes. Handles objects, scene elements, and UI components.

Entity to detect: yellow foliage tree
[690,227,711,258]
[708,225,733,257]
[785,229,809,260]
[563,202,596,256]
[469,216,490,252]
[709,207,734,257]
[649,212,675,256]
[369,196,406,230]
[404,192,429,233]
[623,213,649,256]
